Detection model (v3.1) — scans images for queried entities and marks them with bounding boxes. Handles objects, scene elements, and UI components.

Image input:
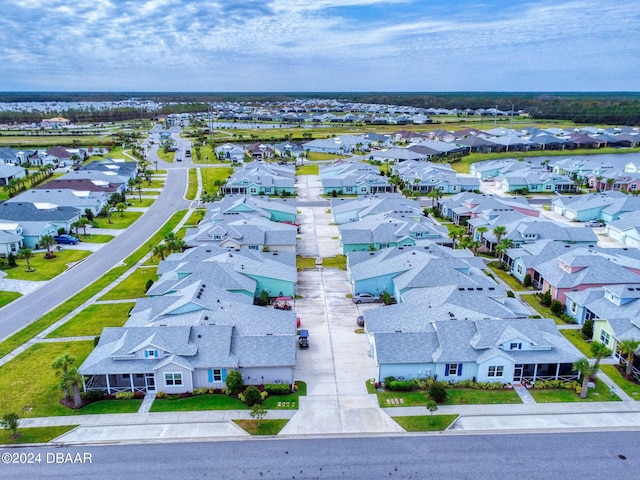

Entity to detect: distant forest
[0,92,639,125]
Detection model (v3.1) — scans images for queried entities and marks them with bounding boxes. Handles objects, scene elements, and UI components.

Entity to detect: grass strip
[392,415,459,432]
[0,425,77,445]
[233,419,288,435]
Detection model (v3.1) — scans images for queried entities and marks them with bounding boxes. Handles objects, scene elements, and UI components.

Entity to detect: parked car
[54,234,79,245]
[585,220,604,227]
[298,329,309,349]
[356,315,364,327]
[352,292,380,304]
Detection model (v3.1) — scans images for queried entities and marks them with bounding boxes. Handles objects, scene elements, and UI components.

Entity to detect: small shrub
[429,382,447,403]
[225,370,244,395]
[550,300,564,316]
[383,376,397,386]
[193,388,208,396]
[506,290,515,298]
[242,386,262,406]
[388,381,414,391]
[260,391,269,400]
[265,383,291,395]
[541,290,552,307]
[115,391,134,400]
[581,319,594,340]
[94,336,101,347]
[81,390,105,401]
[144,279,154,292]
[156,391,166,399]
[523,273,532,288]
[133,391,144,399]
[7,253,16,267]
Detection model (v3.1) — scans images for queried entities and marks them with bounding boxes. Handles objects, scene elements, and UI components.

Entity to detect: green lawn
[186,168,198,200]
[0,291,21,308]
[1,249,91,281]
[374,387,521,407]
[0,426,77,445]
[201,167,234,195]
[233,419,289,435]
[600,365,640,399]
[127,197,155,208]
[156,149,175,163]
[392,415,459,432]
[261,381,306,410]
[560,328,592,357]
[0,341,95,418]
[47,302,135,338]
[78,233,115,243]
[296,256,317,270]
[93,211,143,229]
[321,255,347,270]
[306,152,350,161]
[296,164,319,175]
[184,209,207,228]
[486,261,530,291]
[77,399,143,414]
[146,179,165,189]
[519,294,564,325]
[529,380,621,403]
[100,267,158,300]
[150,394,248,412]
[442,388,521,405]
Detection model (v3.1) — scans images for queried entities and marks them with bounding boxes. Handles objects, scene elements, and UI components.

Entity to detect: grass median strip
[233,419,288,435]
[99,268,158,301]
[0,425,77,445]
[392,415,459,432]
[0,291,22,308]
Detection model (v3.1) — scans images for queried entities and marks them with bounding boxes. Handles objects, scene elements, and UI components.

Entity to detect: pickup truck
[54,234,79,245]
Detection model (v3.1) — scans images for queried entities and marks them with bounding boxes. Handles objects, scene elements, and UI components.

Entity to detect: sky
[1,0,638,92]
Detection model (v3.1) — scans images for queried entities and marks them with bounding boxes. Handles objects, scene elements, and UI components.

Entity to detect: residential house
[203,195,297,224]
[223,162,295,196]
[184,214,298,254]
[338,212,450,254]
[214,143,245,162]
[320,161,394,195]
[392,159,480,194]
[367,317,580,385]
[0,163,27,187]
[245,143,275,160]
[499,170,576,193]
[551,191,640,222]
[606,215,640,248]
[7,188,108,216]
[0,202,81,249]
[347,245,491,302]
[0,223,23,257]
[330,194,422,225]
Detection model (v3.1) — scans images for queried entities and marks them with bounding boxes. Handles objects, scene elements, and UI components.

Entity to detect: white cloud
[0,0,637,91]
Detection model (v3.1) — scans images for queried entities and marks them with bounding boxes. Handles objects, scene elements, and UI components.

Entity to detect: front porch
[83,373,156,394]
[514,363,578,383]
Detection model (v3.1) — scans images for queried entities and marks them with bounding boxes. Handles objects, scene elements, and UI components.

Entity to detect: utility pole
[493,105,498,128]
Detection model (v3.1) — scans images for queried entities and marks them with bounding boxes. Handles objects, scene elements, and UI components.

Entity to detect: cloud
[0,0,638,91]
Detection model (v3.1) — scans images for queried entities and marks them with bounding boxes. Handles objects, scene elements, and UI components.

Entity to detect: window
[570,302,578,314]
[600,330,610,345]
[509,342,522,350]
[446,363,461,376]
[488,366,504,377]
[516,265,523,275]
[545,184,553,190]
[164,373,183,386]
[248,245,259,250]
[144,349,158,358]
[213,369,222,381]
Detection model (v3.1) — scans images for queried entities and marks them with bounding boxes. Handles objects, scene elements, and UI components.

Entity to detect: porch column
[555,363,560,380]
[130,374,134,392]
[533,364,538,382]
[106,375,111,395]
[82,377,86,392]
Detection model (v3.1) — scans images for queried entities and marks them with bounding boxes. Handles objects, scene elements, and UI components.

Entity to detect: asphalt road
[0,149,189,342]
[1,431,638,479]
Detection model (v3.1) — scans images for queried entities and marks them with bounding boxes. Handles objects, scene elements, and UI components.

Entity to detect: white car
[352,293,380,304]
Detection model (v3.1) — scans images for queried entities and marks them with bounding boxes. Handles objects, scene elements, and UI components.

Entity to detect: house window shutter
[154,350,158,358]
[144,350,148,358]
[444,364,449,377]
[222,369,227,381]
[458,364,463,376]
[207,369,213,382]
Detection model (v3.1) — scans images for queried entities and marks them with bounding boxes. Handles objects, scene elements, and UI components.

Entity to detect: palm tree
[573,358,599,399]
[153,244,167,261]
[18,247,34,272]
[595,175,604,191]
[448,226,466,248]
[101,204,113,224]
[40,234,56,259]
[590,341,612,380]
[427,188,442,208]
[618,339,640,380]
[493,225,507,244]
[52,353,76,402]
[61,366,84,408]
[495,238,514,263]
[116,202,127,217]
[606,178,615,191]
